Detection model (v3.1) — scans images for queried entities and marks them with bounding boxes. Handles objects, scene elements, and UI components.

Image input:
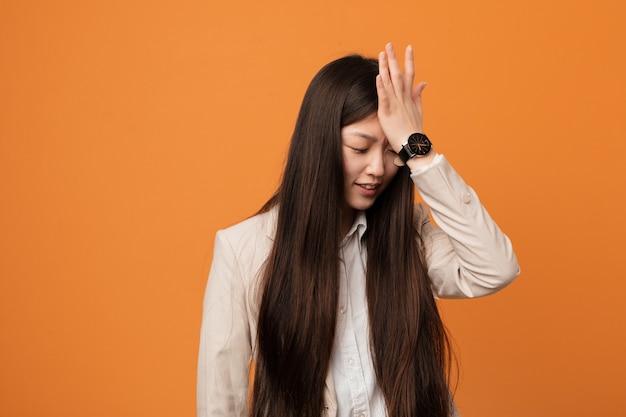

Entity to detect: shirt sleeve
[411,155,520,298]
[197,230,252,417]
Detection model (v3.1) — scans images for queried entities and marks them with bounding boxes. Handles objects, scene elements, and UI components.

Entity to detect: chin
[348,198,376,211]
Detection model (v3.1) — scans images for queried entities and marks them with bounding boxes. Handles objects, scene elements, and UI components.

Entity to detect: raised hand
[376,43,427,154]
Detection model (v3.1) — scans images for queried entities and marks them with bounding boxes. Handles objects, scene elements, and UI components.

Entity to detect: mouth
[356,183,381,196]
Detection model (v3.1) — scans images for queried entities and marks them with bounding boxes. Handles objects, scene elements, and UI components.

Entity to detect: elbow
[500,252,521,287]
[457,256,521,298]
[476,257,521,296]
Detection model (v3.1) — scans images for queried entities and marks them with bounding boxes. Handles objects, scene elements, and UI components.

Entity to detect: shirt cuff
[409,153,444,175]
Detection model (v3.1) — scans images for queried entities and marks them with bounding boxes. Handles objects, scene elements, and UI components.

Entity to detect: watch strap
[397,144,414,163]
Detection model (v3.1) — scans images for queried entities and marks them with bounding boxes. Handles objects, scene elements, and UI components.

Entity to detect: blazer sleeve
[197,230,252,417]
[411,155,520,298]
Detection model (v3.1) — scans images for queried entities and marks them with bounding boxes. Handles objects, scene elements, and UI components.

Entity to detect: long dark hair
[253,55,452,417]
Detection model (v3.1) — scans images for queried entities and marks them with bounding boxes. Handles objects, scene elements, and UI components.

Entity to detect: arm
[197,230,252,417]
[376,43,519,298]
[412,157,520,298]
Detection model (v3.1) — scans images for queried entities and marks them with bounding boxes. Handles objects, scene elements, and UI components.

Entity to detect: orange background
[1,0,625,416]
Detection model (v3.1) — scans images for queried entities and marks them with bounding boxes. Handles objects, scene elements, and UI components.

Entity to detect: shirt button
[462,192,471,204]
[358,414,365,417]
[339,307,346,314]
[348,358,354,365]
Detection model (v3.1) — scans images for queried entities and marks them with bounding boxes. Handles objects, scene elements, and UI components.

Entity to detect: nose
[365,149,385,178]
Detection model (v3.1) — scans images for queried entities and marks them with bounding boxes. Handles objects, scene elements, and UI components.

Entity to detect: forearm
[411,155,520,298]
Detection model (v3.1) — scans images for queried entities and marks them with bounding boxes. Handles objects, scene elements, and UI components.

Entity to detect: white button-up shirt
[331,211,387,417]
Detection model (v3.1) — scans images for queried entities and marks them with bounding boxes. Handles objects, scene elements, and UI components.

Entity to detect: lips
[356,182,380,190]
[356,183,380,197]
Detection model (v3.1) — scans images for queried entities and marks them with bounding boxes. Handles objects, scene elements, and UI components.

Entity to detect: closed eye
[349,147,368,154]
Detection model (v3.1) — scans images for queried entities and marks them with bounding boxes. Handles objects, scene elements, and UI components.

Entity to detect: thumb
[412,81,427,103]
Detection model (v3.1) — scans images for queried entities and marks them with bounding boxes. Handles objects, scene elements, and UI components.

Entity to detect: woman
[197,43,519,417]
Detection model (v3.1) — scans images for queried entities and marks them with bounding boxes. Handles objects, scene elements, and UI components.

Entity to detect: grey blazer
[197,155,520,417]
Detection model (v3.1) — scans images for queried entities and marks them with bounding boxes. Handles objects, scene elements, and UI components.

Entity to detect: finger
[378,51,391,87]
[385,43,404,96]
[403,45,415,98]
[376,74,390,111]
[412,81,427,103]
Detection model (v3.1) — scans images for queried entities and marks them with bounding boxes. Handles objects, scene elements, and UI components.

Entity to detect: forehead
[341,114,386,142]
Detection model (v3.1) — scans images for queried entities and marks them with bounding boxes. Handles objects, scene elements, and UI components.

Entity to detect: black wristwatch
[397,133,432,163]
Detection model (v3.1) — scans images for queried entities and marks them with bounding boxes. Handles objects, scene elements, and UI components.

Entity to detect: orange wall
[1,1,625,416]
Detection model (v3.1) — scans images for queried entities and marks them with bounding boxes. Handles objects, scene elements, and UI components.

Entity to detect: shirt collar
[341,211,367,248]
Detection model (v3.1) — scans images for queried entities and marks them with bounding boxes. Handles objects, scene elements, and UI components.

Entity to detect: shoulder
[214,207,277,272]
[219,208,277,244]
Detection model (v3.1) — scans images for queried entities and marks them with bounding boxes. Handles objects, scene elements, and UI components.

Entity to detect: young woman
[197,43,520,417]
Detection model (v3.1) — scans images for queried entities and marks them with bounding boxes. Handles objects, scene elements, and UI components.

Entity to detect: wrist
[406,150,438,171]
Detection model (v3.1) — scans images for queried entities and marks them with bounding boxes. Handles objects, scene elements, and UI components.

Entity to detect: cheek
[341,154,361,181]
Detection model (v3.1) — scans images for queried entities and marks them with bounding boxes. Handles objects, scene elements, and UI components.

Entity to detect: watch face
[408,133,431,156]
